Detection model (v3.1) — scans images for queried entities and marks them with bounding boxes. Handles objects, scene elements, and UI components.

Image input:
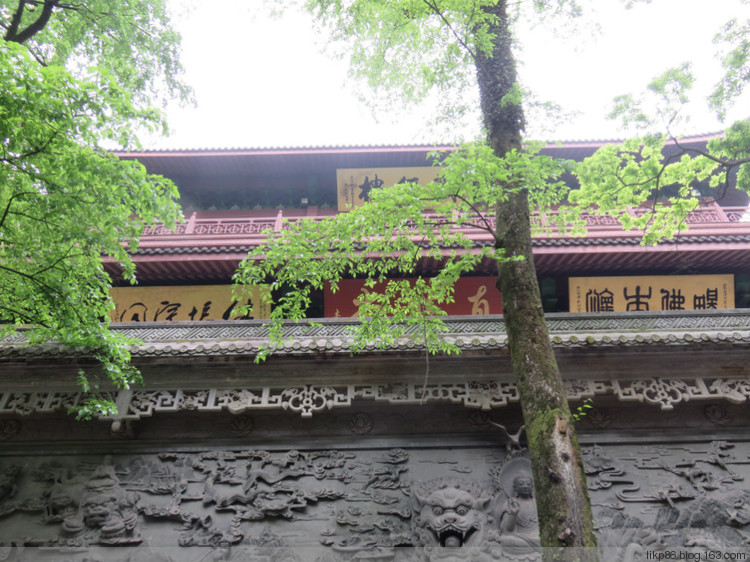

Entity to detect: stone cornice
[2,311,750,360]
[2,312,749,422]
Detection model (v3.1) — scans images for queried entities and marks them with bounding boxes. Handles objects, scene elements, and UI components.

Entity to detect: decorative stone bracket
[0,377,748,425]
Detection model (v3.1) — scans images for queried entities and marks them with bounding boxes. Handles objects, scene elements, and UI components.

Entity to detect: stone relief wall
[0,446,535,561]
[0,440,747,560]
[586,440,750,556]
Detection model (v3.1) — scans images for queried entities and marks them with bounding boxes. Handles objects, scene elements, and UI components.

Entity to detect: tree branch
[448,191,501,245]
[4,0,27,40]
[421,0,477,60]
[5,0,59,44]
[29,245,87,278]
[611,135,750,205]
[0,304,46,327]
[24,0,81,11]
[0,263,90,326]
[670,134,750,168]
[0,264,63,296]
[0,189,40,231]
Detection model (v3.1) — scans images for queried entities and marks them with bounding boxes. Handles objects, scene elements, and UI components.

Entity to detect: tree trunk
[475,2,598,558]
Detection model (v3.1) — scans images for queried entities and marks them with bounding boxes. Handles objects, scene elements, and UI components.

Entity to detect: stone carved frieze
[229,414,254,436]
[0,465,21,519]
[704,404,733,426]
[0,445,545,560]
[348,412,373,434]
[406,453,542,560]
[1,441,749,559]
[1,376,749,424]
[0,457,144,548]
[612,378,720,410]
[584,441,750,556]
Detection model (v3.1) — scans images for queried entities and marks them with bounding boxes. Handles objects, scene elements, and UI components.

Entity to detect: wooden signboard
[569,275,734,313]
[336,167,441,211]
[110,285,271,322]
[324,277,501,318]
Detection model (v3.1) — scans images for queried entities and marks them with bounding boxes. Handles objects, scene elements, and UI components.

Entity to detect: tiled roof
[104,137,750,282]
[118,133,724,155]
[3,311,750,360]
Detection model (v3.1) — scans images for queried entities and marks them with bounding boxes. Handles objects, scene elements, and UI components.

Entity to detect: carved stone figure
[594,507,664,562]
[0,465,20,502]
[43,482,79,523]
[497,473,539,543]
[177,513,243,547]
[588,442,750,558]
[59,459,141,546]
[489,456,541,559]
[596,491,750,557]
[655,490,750,550]
[411,478,493,548]
[0,465,22,518]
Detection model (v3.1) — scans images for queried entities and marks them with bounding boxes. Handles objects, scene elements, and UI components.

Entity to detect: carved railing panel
[139,205,750,244]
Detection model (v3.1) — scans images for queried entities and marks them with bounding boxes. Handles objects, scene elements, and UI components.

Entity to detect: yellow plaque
[110,285,270,322]
[569,275,734,313]
[336,167,441,211]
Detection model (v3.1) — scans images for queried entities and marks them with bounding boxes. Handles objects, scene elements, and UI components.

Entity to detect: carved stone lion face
[412,481,491,547]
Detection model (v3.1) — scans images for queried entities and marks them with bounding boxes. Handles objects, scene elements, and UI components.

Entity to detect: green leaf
[0,4,187,415]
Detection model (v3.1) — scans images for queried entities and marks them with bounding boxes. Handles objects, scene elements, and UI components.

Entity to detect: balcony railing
[140,204,749,241]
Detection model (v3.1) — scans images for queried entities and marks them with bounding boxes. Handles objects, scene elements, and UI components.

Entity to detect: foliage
[0,1,186,417]
[572,134,716,244]
[573,53,750,244]
[0,0,191,112]
[711,3,750,119]
[235,143,570,358]
[304,0,488,131]
[606,63,695,133]
[302,0,581,136]
[246,1,749,552]
[571,397,593,422]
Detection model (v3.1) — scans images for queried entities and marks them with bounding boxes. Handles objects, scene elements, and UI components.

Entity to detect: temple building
[1,138,749,559]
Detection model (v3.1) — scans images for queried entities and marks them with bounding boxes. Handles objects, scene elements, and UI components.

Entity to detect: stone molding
[2,311,750,359]
[1,376,748,422]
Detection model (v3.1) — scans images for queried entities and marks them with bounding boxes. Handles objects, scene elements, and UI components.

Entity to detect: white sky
[150,0,750,149]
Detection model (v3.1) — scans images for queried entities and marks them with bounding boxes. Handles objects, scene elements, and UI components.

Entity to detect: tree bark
[475,1,598,558]
[4,0,58,44]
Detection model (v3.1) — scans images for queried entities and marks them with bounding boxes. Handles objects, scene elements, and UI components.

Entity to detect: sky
[150,0,750,149]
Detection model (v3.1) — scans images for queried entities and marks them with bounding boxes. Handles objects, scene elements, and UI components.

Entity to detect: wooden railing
[141,205,749,240]
[143,210,284,236]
